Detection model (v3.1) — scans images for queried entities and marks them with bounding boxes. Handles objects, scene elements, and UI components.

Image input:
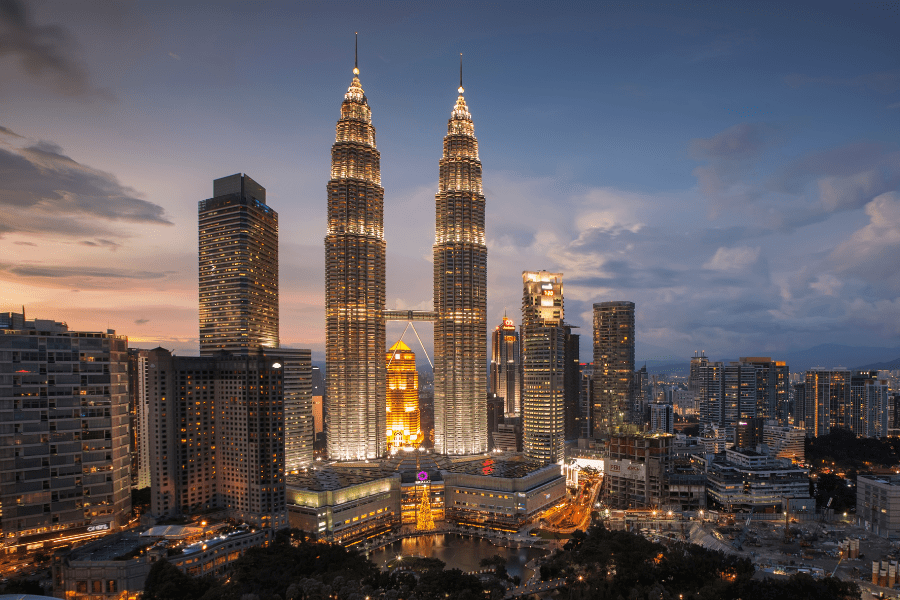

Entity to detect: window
[92,580,103,593]
[76,581,87,593]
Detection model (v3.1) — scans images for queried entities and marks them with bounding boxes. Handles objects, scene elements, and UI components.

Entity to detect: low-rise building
[442,457,565,532]
[704,448,810,513]
[53,527,271,600]
[857,475,900,538]
[762,422,805,463]
[286,469,401,544]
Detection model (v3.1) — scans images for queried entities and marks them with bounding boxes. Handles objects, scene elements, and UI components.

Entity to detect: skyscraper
[0,315,131,551]
[386,341,422,452]
[804,368,851,437]
[433,63,487,455]
[592,301,635,439]
[199,173,279,355]
[562,324,581,440]
[490,315,521,416]
[199,173,312,471]
[522,271,566,464]
[325,46,387,460]
[127,348,151,489]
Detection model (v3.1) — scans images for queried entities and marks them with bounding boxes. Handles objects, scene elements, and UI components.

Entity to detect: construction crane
[829,551,844,578]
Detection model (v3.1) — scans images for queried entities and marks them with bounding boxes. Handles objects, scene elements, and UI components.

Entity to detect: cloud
[13,240,35,246]
[690,123,779,161]
[168,52,180,60]
[0,0,105,97]
[829,192,900,290]
[703,246,761,271]
[78,239,120,250]
[0,263,169,280]
[0,134,172,238]
[0,124,23,138]
[784,70,900,94]
[134,318,150,325]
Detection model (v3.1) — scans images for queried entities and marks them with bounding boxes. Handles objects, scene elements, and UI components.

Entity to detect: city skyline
[1,1,899,363]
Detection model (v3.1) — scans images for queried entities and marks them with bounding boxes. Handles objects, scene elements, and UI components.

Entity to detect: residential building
[521,271,566,464]
[127,348,151,489]
[762,422,806,463]
[592,302,635,439]
[804,368,851,437]
[649,402,674,434]
[0,315,131,552]
[147,348,287,528]
[433,70,488,456]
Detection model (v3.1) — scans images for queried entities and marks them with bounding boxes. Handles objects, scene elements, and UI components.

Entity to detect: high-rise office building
[563,325,581,440]
[491,315,521,416]
[199,173,279,355]
[522,271,566,464]
[325,50,387,461]
[579,363,594,438]
[0,315,131,551]
[386,341,421,452]
[127,349,151,489]
[147,348,287,528]
[433,66,487,455]
[592,301,635,439]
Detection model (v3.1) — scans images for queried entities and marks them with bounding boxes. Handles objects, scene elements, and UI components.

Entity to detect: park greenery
[807,428,900,471]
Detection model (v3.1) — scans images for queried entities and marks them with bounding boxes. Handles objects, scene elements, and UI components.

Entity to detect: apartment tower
[433,62,488,455]
[592,301,635,439]
[325,47,387,460]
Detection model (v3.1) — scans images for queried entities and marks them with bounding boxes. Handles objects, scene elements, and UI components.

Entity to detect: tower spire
[354,32,359,75]
[458,53,464,94]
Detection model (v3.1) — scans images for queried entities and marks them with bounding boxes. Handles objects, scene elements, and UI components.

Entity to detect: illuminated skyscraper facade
[491,316,521,416]
[592,301,635,439]
[386,341,422,452]
[433,70,487,455]
[325,56,387,460]
[522,271,565,465]
[199,174,279,355]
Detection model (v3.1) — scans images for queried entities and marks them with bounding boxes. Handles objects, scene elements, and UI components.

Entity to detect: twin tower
[325,52,488,460]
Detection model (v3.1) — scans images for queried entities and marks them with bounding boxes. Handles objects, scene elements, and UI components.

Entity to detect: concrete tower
[325,40,387,460]
[433,58,488,455]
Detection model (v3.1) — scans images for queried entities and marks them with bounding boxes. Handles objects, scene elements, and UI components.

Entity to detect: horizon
[2,1,898,364]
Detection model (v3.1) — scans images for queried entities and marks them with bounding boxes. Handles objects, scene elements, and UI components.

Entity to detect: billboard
[605,458,645,480]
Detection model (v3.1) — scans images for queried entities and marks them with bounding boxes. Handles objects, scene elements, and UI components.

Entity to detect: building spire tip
[458,53,464,94]
[353,33,359,75]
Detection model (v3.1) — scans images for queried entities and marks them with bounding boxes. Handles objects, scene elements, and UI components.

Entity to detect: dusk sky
[1,0,899,364]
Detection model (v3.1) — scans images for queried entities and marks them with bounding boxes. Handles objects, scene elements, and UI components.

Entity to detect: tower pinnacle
[458,53,464,94]
[353,32,359,75]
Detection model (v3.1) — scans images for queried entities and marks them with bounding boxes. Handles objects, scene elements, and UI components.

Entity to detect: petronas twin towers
[325,47,487,460]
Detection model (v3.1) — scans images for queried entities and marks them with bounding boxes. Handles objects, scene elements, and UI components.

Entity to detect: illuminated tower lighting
[386,341,422,453]
[522,271,565,465]
[433,55,488,455]
[325,35,387,460]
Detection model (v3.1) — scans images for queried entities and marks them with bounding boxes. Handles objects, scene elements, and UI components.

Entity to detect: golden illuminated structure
[326,36,387,460]
[416,481,436,531]
[491,315,521,416]
[433,57,488,455]
[386,341,422,452]
[522,271,566,465]
[199,174,279,355]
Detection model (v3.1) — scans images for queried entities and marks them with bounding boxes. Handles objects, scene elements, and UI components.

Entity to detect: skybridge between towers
[384,310,438,322]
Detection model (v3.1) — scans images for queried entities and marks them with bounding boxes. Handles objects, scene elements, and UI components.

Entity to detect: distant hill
[855,357,900,371]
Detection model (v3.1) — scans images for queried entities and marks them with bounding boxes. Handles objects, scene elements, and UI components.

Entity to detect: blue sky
[1,0,898,364]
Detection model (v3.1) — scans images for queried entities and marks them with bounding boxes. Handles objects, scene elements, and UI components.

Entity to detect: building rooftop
[68,533,150,562]
[286,467,395,492]
[442,456,548,479]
